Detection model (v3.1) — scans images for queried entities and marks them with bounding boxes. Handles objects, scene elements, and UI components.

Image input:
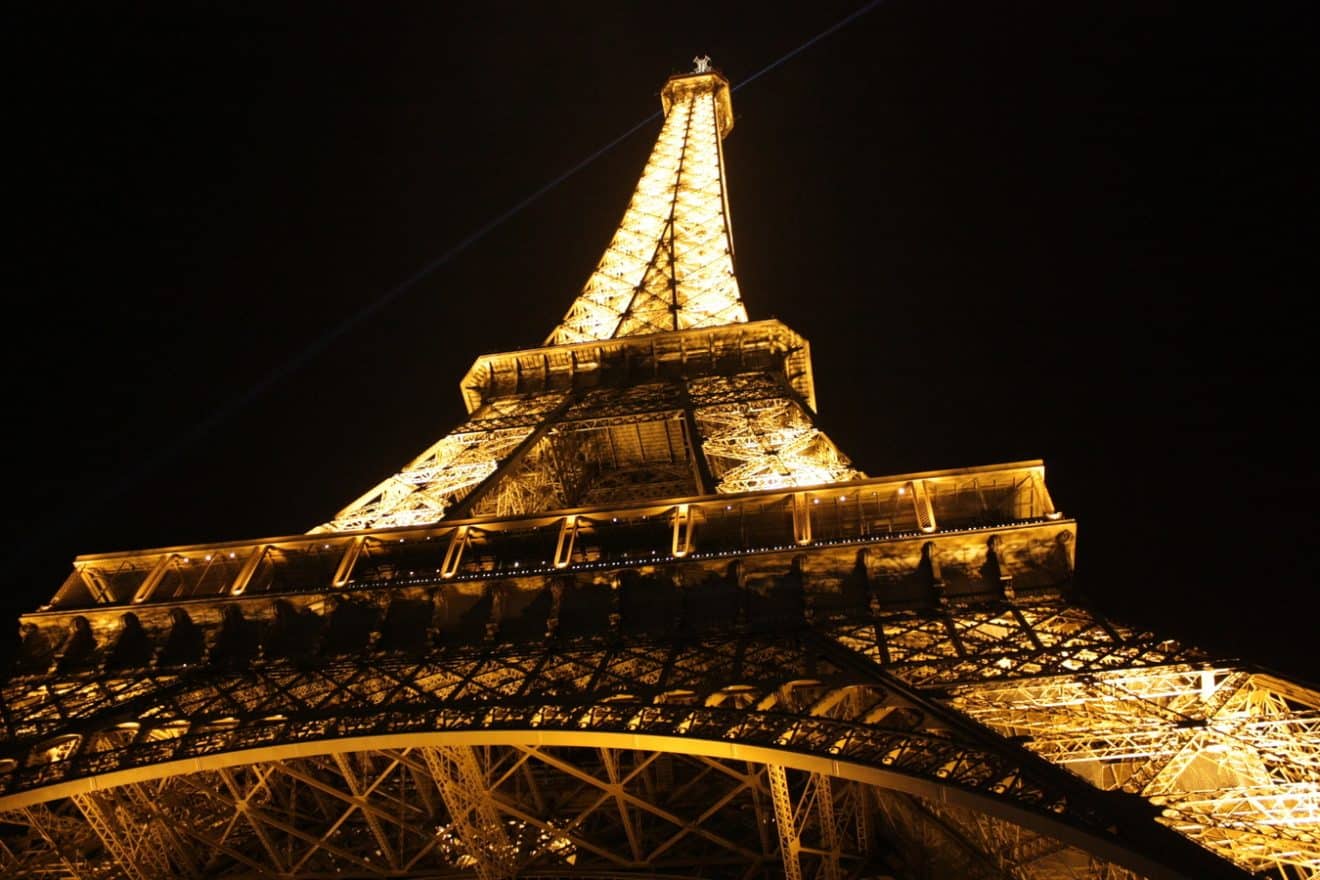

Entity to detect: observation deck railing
[48,461,1060,611]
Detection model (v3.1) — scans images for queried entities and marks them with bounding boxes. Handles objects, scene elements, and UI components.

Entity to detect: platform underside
[4,468,1315,879]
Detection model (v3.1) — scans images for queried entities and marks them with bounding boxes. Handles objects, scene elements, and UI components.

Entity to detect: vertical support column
[671,504,695,557]
[422,745,516,880]
[70,792,174,880]
[680,390,716,496]
[852,777,873,855]
[922,541,948,607]
[987,534,1014,599]
[814,774,842,880]
[767,764,803,880]
[554,516,578,569]
[791,493,813,546]
[746,763,777,858]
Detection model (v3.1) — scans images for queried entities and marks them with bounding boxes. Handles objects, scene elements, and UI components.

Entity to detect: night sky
[7,3,1316,681]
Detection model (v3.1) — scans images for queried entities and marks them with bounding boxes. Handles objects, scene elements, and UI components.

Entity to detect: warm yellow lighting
[548,72,747,345]
[952,669,1320,876]
[314,394,567,532]
[310,70,864,534]
[691,383,861,494]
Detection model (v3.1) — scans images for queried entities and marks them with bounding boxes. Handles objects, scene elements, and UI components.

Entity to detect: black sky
[6,2,1317,680]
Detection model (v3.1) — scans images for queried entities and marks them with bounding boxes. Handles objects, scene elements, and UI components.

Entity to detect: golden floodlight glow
[314,69,857,534]
[548,72,746,345]
[950,668,1320,876]
[17,63,1313,880]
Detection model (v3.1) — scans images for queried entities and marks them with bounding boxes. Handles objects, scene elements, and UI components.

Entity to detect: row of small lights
[342,516,1057,589]
[169,488,1015,564]
[177,491,912,564]
[107,505,1061,599]
[157,477,1044,556]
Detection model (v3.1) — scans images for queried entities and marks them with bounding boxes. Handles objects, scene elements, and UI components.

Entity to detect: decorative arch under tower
[2,65,1318,880]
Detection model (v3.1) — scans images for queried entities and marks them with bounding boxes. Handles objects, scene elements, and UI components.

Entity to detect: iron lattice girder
[2,745,888,879]
[315,392,575,533]
[0,618,1257,880]
[948,665,1320,877]
[870,786,1147,880]
[8,571,1112,751]
[8,60,1318,880]
[421,744,519,878]
[689,375,860,494]
[18,515,1300,880]
[316,368,857,532]
[8,535,1303,880]
[824,603,1210,689]
[462,321,818,414]
[549,71,745,347]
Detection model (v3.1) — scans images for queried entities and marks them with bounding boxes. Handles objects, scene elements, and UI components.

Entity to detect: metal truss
[823,603,1211,689]
[316,366,864,532]
[0,612,1262,880]
[765,765,861,880]
[13,531,1308,879]
[8,585,1311,876]
[312,66,856,533]
[470,408,698,517]
[0,744,895,879]
[949,667,1320,877]
[871,787,1145,879]
[689,375,862,494]
[8,61,1319,880]
[548,71,746,346]
[421,745,518,878]
[560,383,685,422]
[316,393,570,533]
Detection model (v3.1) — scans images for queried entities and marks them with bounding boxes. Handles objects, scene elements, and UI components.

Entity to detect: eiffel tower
[3,62,1317,880]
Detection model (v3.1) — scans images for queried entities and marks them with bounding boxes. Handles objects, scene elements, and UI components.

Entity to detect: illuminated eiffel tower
[3,63,1317,880]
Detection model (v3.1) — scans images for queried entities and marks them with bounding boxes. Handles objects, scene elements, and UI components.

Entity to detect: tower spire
[547,67,747,345]
[308,67,858,533]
